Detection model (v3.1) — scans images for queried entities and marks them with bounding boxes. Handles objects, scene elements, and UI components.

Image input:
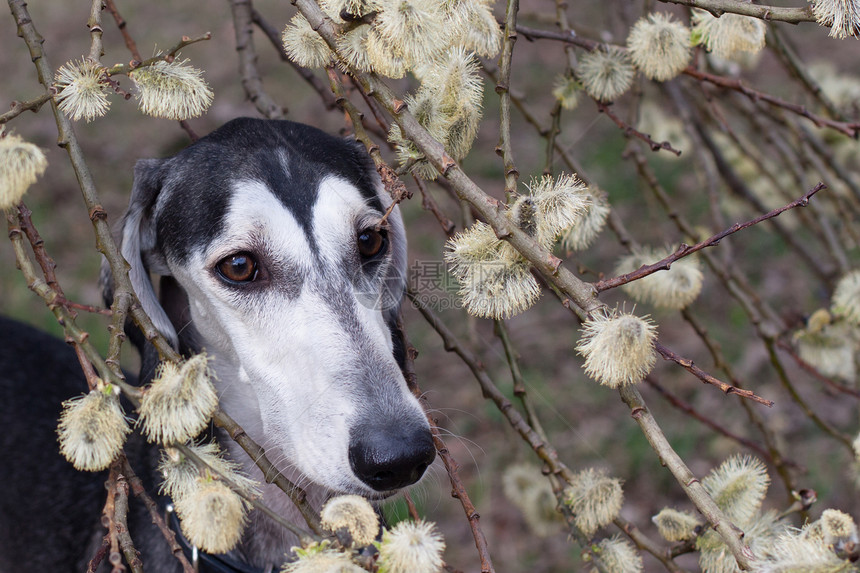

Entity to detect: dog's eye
[216,252,258,283]
[357,228,387,259]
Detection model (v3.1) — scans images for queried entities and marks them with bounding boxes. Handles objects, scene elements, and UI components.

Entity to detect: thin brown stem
[121,457,195,573]
[228,0,285,119]
[656,0,814,24]
[595,183,824,292]
[400,334,496,573]
[496,0,520,199]
[0,91,53,124]
[597,101,682,156]
[619,385,755,569]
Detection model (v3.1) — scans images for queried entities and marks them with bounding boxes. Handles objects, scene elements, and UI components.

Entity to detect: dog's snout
[349,425,436,491]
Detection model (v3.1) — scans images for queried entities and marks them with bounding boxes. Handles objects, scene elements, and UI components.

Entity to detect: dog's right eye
[216,252,258,284]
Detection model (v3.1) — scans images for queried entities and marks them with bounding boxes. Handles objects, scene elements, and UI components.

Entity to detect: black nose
[349,424,436,491]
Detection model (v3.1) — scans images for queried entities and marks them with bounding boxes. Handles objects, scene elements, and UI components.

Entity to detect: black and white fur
[0,118,435,571]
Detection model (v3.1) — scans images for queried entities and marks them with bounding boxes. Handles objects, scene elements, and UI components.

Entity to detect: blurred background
[2,1,860,571]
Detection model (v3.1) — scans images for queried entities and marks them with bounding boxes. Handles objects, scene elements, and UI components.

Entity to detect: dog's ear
[101,158,179,349]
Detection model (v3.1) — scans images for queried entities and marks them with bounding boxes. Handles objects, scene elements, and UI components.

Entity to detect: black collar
[167,506,272,573]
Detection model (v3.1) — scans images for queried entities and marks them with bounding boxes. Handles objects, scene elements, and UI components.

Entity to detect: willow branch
[103,33,212,76]
[121,457,195,573]
[0,91,53,124]
[496,0,520,198]
[294,0,602,319]
[228,0,285,119]
[597,101,682,156]
[657,0,814,23]
[86,0,104,61]
[618,385,756,569]
[113,472,144,573]
[595,183,824,292]
[400,330,496,573]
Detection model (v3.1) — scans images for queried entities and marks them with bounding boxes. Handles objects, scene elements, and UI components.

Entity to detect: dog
[0,118,436,571]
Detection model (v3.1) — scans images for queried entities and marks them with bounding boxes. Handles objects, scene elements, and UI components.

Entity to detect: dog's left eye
[216,252,258,284]
[357,228,387,259]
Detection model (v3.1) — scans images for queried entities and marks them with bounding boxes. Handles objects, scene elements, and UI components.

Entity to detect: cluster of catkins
[656,454,860,573]
[56,354,256,554]
[52,55,213,123]
[283,495,446,573]
[556,3,856,113]
[282,0,501,180]
[501,463,640,571]
[503,455,860,573]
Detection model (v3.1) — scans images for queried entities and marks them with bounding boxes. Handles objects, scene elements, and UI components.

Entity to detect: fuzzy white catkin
[501,464,563,537]
[692,10,766,59]
[702,454,770,526]
[576,311,657,388]
[0,134,47,209]
[53,59,111,122]
[578,46,635,102]
[627,12,691,81]
[174,478,247,554]
[652,508,701,542]
[593,535,643,573]
[564,467,624,537]
[138,353,219,444]
[57,386,130,472]
[376,520,445,573]
[831,269,860,324]
[444,221,541,319]
[319,495,380,546]
[282,14,335,69]
[616,247,704,310]
[130,58,213,120]
[811,0,860,38]
[281,545,365,573]
[159,443,260,504]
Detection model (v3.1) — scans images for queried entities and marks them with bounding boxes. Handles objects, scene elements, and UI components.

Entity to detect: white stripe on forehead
[312,175,379,267]
[213,179,313,268]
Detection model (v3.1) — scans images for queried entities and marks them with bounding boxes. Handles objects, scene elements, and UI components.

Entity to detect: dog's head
[108,118,434,497]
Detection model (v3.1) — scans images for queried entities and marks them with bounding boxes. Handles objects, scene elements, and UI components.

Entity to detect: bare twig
[656,0,814,24]
[228,0,285,119]
[618,385,756,569]
[597,101,683,156]
[103,0,142,61]
[496,0,520,199]
[121,457,195,573]
[400,333,496,573]
[0,91,53,124]
[644,377,775,462]
[683,67,860,137]
[595,183,825,292]
[113,472,144,573]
